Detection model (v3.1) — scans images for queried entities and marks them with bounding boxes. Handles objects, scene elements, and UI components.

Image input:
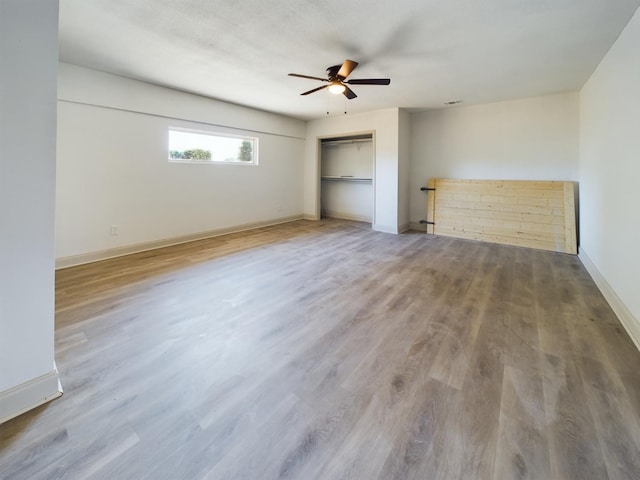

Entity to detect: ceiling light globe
[328,82,346,94]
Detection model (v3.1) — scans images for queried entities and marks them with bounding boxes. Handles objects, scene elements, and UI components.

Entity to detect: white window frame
[168,127,258,165]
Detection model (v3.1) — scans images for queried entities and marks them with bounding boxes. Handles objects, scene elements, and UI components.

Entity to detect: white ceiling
[59,0,640,120]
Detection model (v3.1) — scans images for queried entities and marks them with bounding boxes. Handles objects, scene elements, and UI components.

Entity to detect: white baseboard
[0,367,62,425]
[579,247,640,352]
[56,215,304,269]
[323,211,372,223]
[380,223,411,234]
[373,224,398,234]
[302,214,318,221]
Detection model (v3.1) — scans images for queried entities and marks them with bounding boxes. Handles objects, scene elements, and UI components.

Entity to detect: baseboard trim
[302,214,318,221]
[398,223,411,234]
[373,224,398,234]
[579,247,640,352]
[323,211,372,223]
[56,215,304,269]
[0,367,62,425]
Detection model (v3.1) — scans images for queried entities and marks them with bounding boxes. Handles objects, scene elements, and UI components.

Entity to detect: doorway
[319,133,374,225]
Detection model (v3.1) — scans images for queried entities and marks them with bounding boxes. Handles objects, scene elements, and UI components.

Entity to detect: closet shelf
[321,176,372,183]
[321,138,372,146]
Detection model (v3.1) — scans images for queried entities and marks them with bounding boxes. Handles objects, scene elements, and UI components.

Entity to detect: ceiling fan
[288,60,391,99]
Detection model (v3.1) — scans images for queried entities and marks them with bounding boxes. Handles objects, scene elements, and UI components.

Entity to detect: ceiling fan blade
[343,86,357,99]
[337,60,358,80]
[301,85,329,96]
[288,73,329,82]
[345,78,391,85]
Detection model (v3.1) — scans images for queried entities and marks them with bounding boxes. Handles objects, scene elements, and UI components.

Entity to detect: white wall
[0,0,62,423]
[305,108,402,233]
[56,64,306,262]
[321,181,373,222]
[59,64,305,138]
[579,7,640,343]
[321,141,373,178]
[398,109,411,231]
[409,93,580,225]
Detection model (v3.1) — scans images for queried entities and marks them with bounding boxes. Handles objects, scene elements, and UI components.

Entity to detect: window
[168,128,258,165]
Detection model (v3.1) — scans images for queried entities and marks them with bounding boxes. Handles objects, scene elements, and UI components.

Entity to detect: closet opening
[319,133,374,226]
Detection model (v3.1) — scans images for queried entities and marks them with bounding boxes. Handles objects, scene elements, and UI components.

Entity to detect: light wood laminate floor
[2,219,640,479]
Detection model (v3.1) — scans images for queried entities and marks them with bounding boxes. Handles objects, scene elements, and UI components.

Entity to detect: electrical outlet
[110,225,119,235]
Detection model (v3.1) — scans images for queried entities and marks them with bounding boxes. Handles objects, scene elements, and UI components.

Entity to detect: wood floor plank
[581,382,640,480]
[494,365,550,480]
[2,219,640,479]
[425,241,487,390]
[540,351,610,480]
[377,377,461,480]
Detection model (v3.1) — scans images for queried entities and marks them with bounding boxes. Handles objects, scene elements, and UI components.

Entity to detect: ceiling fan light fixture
[290,60,390,99]
[328,82,346,94]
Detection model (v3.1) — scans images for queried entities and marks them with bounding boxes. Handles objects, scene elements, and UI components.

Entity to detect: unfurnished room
[1,0,640,478]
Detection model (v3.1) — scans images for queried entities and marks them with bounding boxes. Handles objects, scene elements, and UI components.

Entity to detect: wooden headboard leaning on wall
[425,179,577,255]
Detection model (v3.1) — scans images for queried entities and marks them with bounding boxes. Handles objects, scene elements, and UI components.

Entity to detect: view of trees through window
[168,129,256,164]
